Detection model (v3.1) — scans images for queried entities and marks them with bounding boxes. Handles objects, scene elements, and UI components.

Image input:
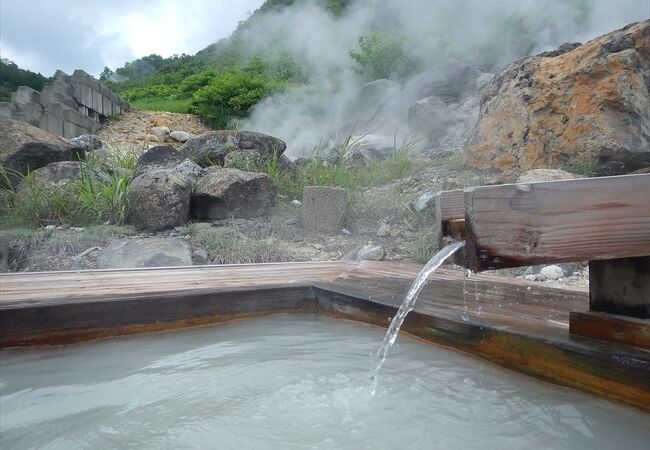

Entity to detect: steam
[237,0,647,156]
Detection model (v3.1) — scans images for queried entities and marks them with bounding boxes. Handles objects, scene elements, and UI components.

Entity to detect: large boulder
[68,134,103,152]
[128,169,192,231]
[191,168,277,220]
[96,238,193,269]
[465,20,650,176]
[134,145,205,185]
[16,161,108,195]
[0,118,83,185]
[180,131,287,167]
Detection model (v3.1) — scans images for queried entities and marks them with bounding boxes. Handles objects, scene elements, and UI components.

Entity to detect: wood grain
[464,174,650,270]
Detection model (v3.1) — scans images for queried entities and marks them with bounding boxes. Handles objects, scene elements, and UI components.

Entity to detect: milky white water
[1,316,648,450]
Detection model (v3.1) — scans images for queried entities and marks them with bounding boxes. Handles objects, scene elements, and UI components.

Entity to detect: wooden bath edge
[1,262,649,413]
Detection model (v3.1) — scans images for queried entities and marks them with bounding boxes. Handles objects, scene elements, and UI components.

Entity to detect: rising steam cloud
[237,0,648,156]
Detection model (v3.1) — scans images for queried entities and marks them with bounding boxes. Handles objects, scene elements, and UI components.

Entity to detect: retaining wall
[0,70,129,138]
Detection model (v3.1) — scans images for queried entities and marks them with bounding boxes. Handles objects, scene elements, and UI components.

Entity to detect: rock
[192,248,209,265]
[136,145,185,169]
[291,199,302,207]
[284,217,299,225]
[357,244,385,261]
[145,133,162,143]
[224,149,264,170]
[181,131,287,167]
[173,160,205,185]
[169,130,191,143]
[412,192,435,213]
[402,63,483,105]
[191,168,277,220]
[68,134,103,152]
[16,161,108,195]
[540,265,565,281]
[300,186,348,233]
[341,245,361,261]
[134,146,205,185]
[0,118,84,185]
[96,238,192,269]
[537,42,582,58]
[344,79,401,123]
[151,116,172,128]
[151,126,169,143]
[377,222,391,237]
[516,169,582,183]
[128,169,192,231]
[465,21,650,176]
[408,96,454,140]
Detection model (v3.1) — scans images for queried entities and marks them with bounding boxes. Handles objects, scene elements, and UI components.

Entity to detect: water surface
[1,315,648,449]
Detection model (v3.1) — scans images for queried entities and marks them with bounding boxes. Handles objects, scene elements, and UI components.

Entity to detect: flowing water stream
[369,241,465,391]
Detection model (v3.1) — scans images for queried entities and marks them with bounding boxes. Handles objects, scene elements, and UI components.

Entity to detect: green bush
[189,72,278,128]
[348,33,418,81]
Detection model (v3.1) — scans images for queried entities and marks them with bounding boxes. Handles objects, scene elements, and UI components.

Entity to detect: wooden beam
[464,174,650,271]
[434,189,465,222]
[570,311,650,350]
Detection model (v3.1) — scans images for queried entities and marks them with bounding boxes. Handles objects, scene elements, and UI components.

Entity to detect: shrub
[189,72,278,128]
[348,33,419,81]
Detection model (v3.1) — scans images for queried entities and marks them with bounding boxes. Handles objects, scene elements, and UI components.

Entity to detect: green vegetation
[558,159,596,177]
[181,222,289,264]
[0,58,51,102]
[409,226,441,264]
[0,150,137,229]
[348,33,419,81]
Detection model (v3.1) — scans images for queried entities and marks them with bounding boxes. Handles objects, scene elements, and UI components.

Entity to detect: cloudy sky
[0,0,265,77]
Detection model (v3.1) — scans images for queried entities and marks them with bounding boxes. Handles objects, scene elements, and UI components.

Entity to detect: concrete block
[11,86,40,106]
[63,121,80,138]
[79,84,93,108]
[47,101,72,119]
[52,80,74,98]
[54,70,70,82]
[64,108,84,127]
[92,90,103,114]
[300,186,349,233]
[81,114,97,131]
[0,102,18,118]
[113,103,121,115]
[41,113,64,136]
[102,96,112,117]
[22,102,44,122]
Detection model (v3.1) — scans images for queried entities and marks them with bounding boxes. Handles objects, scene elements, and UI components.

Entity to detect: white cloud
[0,0,263,76]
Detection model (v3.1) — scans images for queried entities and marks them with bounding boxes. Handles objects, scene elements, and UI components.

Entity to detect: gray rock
[343,79,401,123]
[376,222,391,237]
[134,146,205,185]
[300,186,348,233]
[407,96,454,140]
[357,244,385,261]
[69,134,103,152]
[224,149,264,170]
[192,248,209,265]
[169,130,191,143]
[151,126,169,143]
[128,169,192,231]
[96,238,193,269]
[16,161,109,195]
[191,168,277,220]
[540,265,565,281]
[181,130,286,167]
[412,192,435,213]
[0,118,84,185]
[341,245,361,261]
[284,217,299,225]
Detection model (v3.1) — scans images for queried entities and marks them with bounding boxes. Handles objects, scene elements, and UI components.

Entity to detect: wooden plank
[570,311,650,350]
[464,174,650,271]
[434,189,465,221]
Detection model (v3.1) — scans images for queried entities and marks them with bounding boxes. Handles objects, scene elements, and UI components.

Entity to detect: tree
[99,66,114,81]
[348,33,418,81]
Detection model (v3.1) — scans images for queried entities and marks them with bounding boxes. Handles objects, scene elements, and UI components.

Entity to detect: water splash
[369,241,465,393]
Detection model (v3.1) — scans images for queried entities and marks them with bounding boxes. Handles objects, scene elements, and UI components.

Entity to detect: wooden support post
[464,174,650,271]
[589,256,650,319]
